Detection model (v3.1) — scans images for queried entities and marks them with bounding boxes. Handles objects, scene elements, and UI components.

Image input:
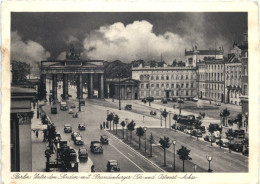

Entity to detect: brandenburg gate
[40,50,104,101]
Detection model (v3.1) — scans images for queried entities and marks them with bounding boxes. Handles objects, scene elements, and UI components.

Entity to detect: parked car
[51,105,57,114]
[242,146,249,156]
[78,124,86,130]
[74,136,84,145]
[204,135,216,143]
[100,135,109,144]
[161,98,167,104]
[68,109,73,114]
[71,103,76,108]
[213,131,221,139]
[234,129,245,139]
[71,132,81,141]
[230,142,243,152]
[107,160,120,172]
[78,148,88,160]
[125,104,132,110]
[216,138,230,147]
[146,97,154,102]
[90,141,103,153]
[199,126,206,133]
[64,124,72,133]
[150,111,157,116]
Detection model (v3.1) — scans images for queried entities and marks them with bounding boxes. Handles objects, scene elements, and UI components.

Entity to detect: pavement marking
[106,130,166,172]
[128,153,134,157]
[109,142,145,172]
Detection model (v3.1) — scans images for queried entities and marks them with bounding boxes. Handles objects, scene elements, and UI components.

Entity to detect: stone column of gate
[89,73,94,98]
[99,73,104,99]
[78,74,83,99]
[62,74,68,99]
[52,74,57,101]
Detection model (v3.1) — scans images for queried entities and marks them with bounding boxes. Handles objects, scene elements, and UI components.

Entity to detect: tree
[177,146,192,172]
[113,114,119,134]
[236,113,243,129]
[120,121,126,139]
[173,114,178,131]
[159,136,170,166]
[161,108,168,128]
[11,60,30,84]
[106,113,114,131]
[127,120,136,143]
[149,133,154,157]
[208,124,215,146]
[172,59,177,67]
[220,108,230,126]
[136,127,145,149]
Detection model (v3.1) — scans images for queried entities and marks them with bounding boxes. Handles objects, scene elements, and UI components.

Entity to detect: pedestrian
[103,121,106,129]
[100,123,103,130]
[91,165,95,172]
[33,101,36,109]
[106,121,109,129]
[36,130,39,138]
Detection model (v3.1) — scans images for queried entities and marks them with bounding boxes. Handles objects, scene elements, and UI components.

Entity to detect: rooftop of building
[185,48,224,56]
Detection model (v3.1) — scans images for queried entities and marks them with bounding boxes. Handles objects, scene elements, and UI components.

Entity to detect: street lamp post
[206,155,213,172]
[169,111,171,129]
[160,108,162,127]
[172,140,176,171]
[193,164,197,172]
[143,127,147,153]
[117,72,123,110]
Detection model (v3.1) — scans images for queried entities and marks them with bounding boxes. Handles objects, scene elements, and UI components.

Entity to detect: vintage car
[146,97,154,102]
[60,102,68,111]
[71,132,81,141]
[199,126,206,133]
[51,105,57,114]
[64,124,72,133]
[90,141,103,153]
[230,142,244,152]
[216,138,230,147]
[107,160,120,172]
[150,111,157,116]
[78,124,86,130]
[192,129,202,137]
[71,103,76,108]
[242,146,249,156]
[68,109,73,114]
[100,135,109,144]
[125,104,132,110]
[204,135,216,143]
[78,148,88,160]
[74,136,84,145]
[234,129,245,139]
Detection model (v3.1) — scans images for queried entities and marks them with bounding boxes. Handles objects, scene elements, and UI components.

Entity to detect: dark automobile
[74,136,84,145]
[230,142,244,152]
[216,139,230,147]
[107,160,120,172]
[78,124,86,130]
[242,146,248,156]
[90,141,103,153]
[125,104,132,110]
[146,97,154,102]
[161,98,167,104]
[192,129,202,137]
[64,124,72,133]
[141,98,147,103]
[100,135,109,144]
[199,126,206,133]
[51,106,57,114]
[234,129,245,139]
[78,148,88,160]
[71,132,81,141]
[204,135,216,143]
[150,111,157,116]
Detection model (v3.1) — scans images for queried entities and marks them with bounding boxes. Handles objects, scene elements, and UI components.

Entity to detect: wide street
[36,80,248,172]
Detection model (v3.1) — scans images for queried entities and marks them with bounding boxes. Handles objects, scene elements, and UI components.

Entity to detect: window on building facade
[186,90,188,96]
[186,83,189,88]
[151,84,154,88]
[166,76,169,80]
[146,84,149,89]
[141,84,144,89]
[171,83,174,88]
[156,84,159,88]
[151,76,154,80]
[161,84,164,88]
[161,76,164,80]
[181,75,183,79]
[218,73,219,81]
[140,75,144,80]
[181,83,184,88]
[186,75,188,79]
[218,84,220,90]
[166,84,169,88]
[191,83,193,88]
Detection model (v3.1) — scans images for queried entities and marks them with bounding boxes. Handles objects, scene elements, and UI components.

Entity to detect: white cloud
[11,31,50,73]
[57,51,66,60]
[81,20,191,63]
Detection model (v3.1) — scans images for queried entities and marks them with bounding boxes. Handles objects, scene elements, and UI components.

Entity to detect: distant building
[197,59,225,102]
[185,46,224,67]
[132,65,197,99]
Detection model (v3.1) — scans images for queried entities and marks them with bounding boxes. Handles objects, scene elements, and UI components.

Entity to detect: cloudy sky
[11,12,247,69]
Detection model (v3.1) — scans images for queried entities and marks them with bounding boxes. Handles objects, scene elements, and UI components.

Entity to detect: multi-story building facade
[185,46,224,67]
[197,59,225,102]
[132,65,197,99]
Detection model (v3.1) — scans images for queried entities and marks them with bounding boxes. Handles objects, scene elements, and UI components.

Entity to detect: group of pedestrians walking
[100,121,109,130]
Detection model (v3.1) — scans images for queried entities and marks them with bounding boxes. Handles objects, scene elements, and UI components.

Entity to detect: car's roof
[79,123,85,126]
[75,137,82,140]
[65,124,71,126]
